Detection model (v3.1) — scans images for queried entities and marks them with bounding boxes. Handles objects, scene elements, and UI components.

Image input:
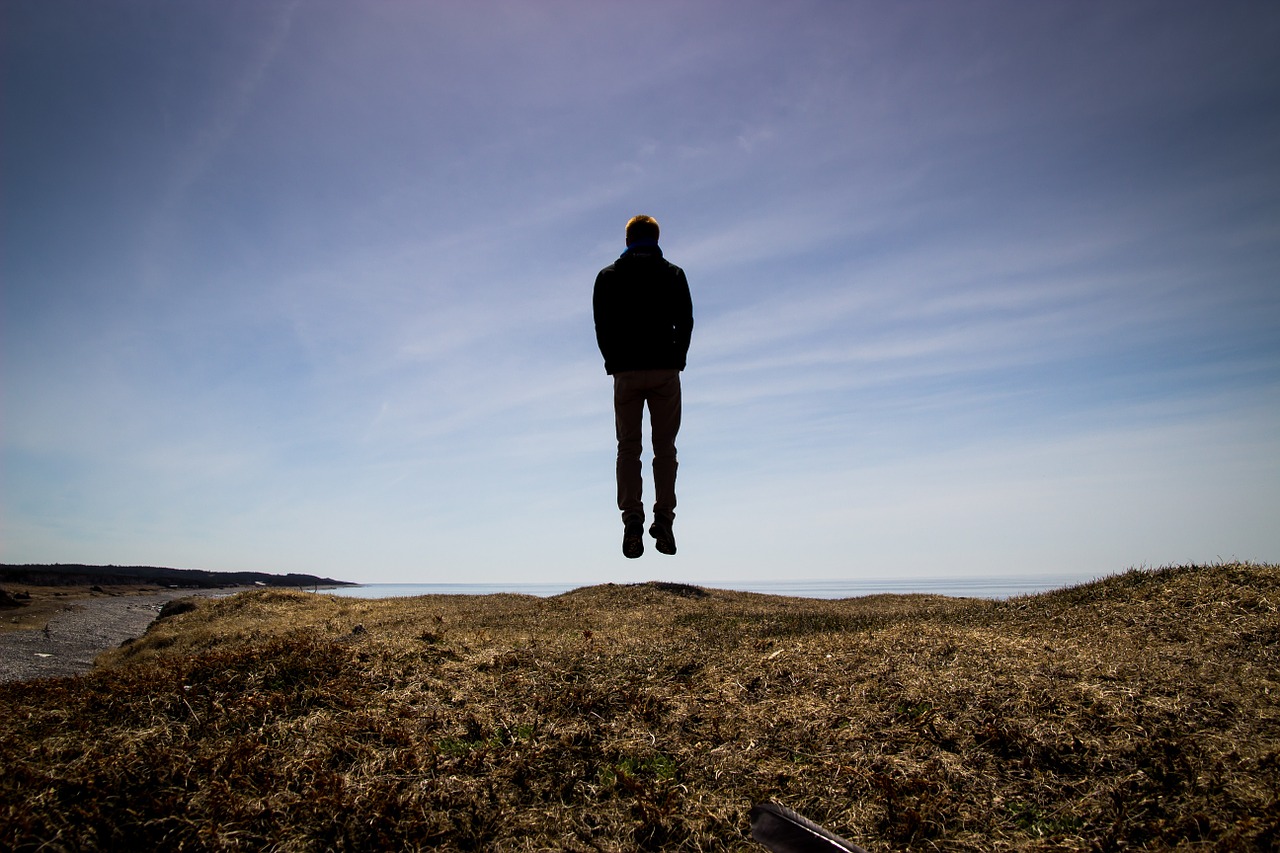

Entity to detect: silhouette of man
[593,215,694,558]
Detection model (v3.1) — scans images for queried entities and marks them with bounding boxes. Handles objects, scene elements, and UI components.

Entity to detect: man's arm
[592,270,615,374]
[672,268,694,370]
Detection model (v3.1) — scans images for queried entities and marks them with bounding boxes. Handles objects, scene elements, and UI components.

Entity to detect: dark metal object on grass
[750,801,869,853]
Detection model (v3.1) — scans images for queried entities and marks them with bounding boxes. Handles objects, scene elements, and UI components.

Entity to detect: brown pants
[613,369,682,527]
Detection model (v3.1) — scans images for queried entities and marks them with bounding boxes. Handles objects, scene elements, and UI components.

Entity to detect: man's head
[625,215,660,246]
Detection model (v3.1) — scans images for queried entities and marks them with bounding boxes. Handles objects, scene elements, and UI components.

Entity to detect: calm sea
[317,572,1107,601]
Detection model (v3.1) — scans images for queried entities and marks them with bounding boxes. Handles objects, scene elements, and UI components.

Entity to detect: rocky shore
[0,588,234,682]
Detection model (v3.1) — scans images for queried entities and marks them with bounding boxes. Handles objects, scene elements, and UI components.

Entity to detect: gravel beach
[0,588,234,682]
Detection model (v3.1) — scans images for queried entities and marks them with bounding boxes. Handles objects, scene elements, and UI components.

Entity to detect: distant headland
[0,563,354,590]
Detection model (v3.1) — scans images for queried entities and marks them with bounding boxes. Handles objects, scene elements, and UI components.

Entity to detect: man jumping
[593,215,694,558]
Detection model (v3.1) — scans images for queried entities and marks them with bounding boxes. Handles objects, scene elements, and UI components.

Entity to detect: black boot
[623,522,645,559]
[649,521,676,555]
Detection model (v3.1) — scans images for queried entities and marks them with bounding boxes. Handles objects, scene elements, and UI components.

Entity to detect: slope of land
[1,563,1276,851]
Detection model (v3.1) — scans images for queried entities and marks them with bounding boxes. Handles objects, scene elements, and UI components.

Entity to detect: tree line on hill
[0,564,352,589]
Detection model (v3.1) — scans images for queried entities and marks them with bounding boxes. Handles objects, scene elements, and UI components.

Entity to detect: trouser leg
[647,371,682,526]
[613,373,646,526]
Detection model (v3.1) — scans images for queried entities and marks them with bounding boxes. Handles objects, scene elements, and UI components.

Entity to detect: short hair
[625,215,660,245]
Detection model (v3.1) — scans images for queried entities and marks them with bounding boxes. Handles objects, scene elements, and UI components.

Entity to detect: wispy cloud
[3,2,1276,579]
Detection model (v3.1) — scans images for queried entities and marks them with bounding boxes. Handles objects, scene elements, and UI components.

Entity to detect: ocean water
[316,571,1107,601]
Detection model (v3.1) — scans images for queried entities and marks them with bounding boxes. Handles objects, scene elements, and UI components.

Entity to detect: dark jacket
[593,245,694,375]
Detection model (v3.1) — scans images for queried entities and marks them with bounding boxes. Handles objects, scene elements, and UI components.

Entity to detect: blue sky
[4,1,1278,586]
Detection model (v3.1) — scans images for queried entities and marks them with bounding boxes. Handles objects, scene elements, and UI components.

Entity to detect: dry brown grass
[2,563,1277,851]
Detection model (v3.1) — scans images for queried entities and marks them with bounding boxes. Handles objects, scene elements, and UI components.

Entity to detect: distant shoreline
[0,563,355,590]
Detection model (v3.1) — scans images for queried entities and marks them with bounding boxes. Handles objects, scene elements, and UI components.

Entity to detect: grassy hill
[2,563,1276,850]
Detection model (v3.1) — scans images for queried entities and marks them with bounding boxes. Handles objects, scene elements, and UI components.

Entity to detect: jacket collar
[621,241,662,259]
